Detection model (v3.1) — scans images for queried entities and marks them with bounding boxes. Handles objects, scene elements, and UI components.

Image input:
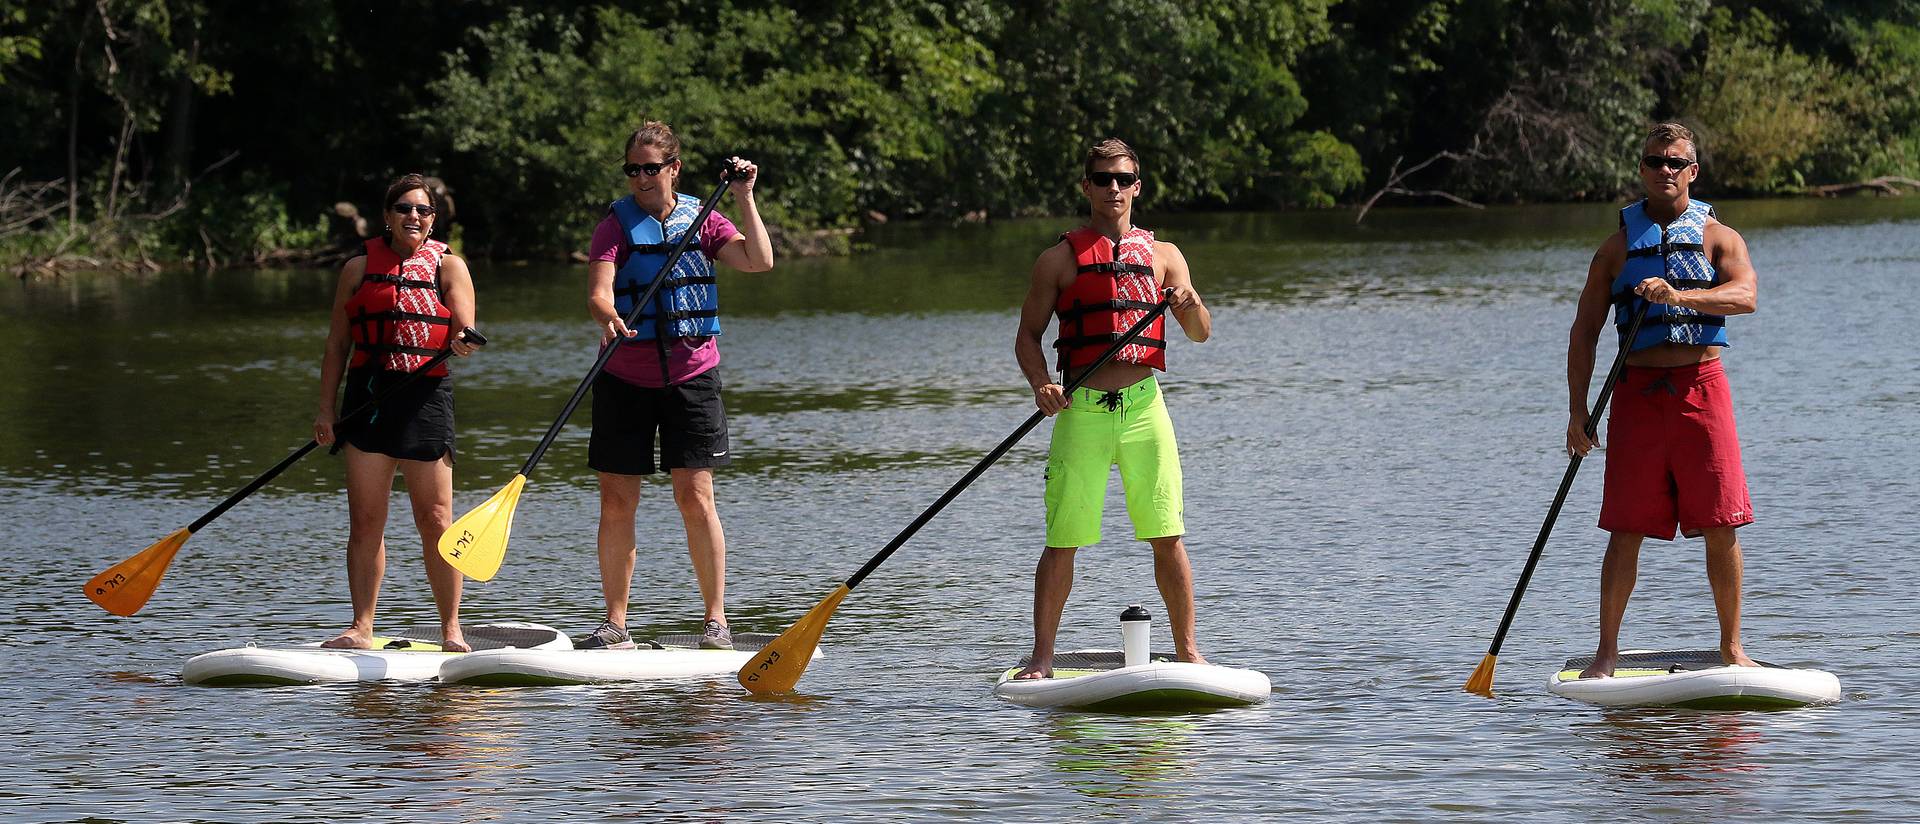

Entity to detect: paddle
[739,292,1178,694]
[84,327,487,617]
[437,163,743,582]
[1463,289,1657,696]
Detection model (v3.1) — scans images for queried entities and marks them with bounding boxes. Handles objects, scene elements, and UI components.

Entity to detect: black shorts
[335,366,455,463]
[588,369,731,476]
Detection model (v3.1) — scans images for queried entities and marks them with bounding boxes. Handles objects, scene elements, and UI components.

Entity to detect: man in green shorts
[1011,138,1213,679]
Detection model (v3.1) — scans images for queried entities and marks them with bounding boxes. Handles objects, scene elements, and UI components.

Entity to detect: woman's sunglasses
[1087,172,1140,188]
[623,157,679,178]
[1641,156,1695,172]
[389,203,436,216]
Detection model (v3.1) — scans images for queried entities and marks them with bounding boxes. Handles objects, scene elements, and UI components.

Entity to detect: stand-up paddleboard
[993,650,1272,711]
[182,622,569,686]
[1547,649,1842,709]
[439,632,823,686]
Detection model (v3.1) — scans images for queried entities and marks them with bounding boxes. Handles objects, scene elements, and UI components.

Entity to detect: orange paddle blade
[738,583,850,694]
[1464,653,1498,697]
[85,527,191,616]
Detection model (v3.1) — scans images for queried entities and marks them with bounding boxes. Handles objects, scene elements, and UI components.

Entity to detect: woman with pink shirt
[575,121,773,650]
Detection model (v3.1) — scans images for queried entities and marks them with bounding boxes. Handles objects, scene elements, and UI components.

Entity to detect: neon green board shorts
[1044,376,1184,547]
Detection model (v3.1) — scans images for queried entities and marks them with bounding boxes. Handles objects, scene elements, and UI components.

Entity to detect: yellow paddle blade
[85,527,192,617]
[1464,653,1498,697]
[738,583,850,694]
[438,474,526,582]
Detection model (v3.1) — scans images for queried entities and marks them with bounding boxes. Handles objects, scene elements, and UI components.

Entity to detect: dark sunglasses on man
[1087,171,1139,188]
[1641,155,1695,172]
[390,203,436,216]
[623,156,679,178]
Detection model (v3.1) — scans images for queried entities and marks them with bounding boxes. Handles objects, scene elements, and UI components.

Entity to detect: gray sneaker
[574,620,636,650]
[699,620,733,650]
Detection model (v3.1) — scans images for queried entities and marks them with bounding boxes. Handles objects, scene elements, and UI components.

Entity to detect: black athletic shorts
[588,368,731,476]
[335,366,455,462]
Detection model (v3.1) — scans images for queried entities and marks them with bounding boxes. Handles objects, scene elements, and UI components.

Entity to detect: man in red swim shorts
[1566,123,1761,678]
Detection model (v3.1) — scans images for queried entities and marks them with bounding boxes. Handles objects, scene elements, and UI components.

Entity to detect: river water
[3,198,1916,821]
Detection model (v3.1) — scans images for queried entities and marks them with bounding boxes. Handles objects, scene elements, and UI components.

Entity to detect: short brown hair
[1083,138,1140,178]
[625,121,682,159]
[1644,122,1698,162]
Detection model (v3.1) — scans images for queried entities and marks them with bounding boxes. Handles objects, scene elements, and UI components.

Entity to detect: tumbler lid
[1121,604,1151,622]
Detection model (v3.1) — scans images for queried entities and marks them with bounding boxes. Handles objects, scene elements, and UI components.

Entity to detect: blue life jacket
[1612,199,1728,352]
[609,193,722,341]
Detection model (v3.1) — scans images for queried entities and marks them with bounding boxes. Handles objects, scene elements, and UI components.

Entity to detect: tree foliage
[3,0,1919,268]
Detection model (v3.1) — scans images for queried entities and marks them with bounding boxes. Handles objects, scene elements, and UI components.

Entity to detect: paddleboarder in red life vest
[314,173,480,651]
[1011,138,1213,679]
[1567,122,1761,678]
[573,121,772,651]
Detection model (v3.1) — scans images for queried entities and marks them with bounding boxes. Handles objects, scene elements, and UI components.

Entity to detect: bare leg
[1015,547,1076,679]
[596,472,643,627]
[1149,536,1207,665]
[1702,526,1758,667]
[324,446,396,649]
[401,453,466,652]
[671,468,727,625]
[1580,531,1644,678]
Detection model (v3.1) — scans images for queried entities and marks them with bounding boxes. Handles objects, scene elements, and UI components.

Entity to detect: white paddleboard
[1546,649,1841,709]
[181,622,569,686]
[992,650,1271,711]
[439,632,821,686]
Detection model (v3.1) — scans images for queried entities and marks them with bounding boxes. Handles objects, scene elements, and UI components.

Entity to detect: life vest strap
[625,239,691,256]
[1053,334,1167,352]
[361,273,439,289]
[629,308,722,322]
[1625,242,1706,259]
[1637,313,1727,328]
[1056,299,1161,322]
[354,342,444,357]
[1075,262,1155,276]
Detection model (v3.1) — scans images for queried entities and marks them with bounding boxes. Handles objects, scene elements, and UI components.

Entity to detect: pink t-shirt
[588,210,741,388]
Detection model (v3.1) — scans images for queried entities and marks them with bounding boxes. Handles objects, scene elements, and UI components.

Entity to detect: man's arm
[1634,222,1756,315]
[1156,241,1210,342]
[1017,243,1072,416]
[1568,232,1624,456]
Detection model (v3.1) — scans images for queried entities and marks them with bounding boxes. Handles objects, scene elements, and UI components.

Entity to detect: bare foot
[1177,651,1210,666]
[1014,657,1052,680]
[1578,650,1617,679]
[441,629,472,653]
[321,628,373,649]
[1722,643,1758,668]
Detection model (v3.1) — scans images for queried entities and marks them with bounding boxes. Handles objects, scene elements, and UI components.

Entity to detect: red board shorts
[1599,359,1754,541]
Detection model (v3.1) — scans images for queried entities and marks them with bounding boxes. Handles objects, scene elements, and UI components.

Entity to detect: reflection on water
[1046,714,1199,800]
[1570,710,1766,790]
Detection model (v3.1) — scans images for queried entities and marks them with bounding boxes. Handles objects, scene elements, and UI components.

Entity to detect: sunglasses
[1086,172,1140,188]
[1641,155,1695,172]
[389,203,436,217]
[623,157,679,178]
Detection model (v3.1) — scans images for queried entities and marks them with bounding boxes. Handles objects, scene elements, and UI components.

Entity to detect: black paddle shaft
[845,294,1178,590]
[187,327,487,533]
[514,165,744,477]
[1481,276,1664,658]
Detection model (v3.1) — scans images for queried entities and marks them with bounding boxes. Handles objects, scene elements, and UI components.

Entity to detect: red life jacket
[346,238,454,376]
[1053,226,1166,373]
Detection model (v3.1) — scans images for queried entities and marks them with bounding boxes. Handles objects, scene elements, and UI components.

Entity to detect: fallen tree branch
[1356,149,1485,225]
[1808,176,1920,197]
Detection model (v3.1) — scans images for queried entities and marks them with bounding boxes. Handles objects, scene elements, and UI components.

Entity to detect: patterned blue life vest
[1612,199,1728,352]
[610,193,722,340]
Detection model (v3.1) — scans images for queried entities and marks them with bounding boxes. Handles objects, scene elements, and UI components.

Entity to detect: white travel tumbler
[1121,604,1152,667]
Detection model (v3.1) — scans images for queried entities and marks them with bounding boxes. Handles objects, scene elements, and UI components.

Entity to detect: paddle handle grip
[185,328,484,533]
[844,295,1176,591]
[515,169,739,478]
